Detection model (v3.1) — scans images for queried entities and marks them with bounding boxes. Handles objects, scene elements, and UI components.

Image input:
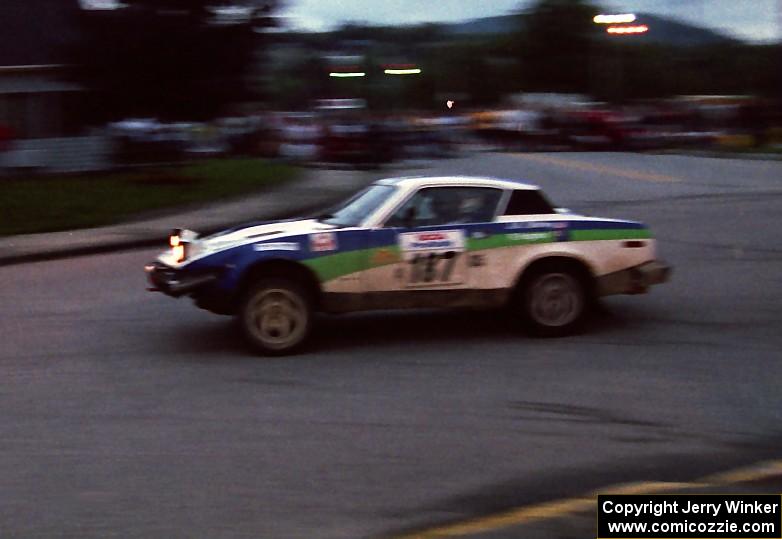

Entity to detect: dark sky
[284,0,780,42]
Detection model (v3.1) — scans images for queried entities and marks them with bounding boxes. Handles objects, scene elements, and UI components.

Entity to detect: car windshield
[321,184,396,227]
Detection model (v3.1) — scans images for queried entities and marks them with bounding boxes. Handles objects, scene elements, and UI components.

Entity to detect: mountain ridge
[437,11,738,46]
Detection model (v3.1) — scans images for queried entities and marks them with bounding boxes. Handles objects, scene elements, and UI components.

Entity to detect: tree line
[70,0,781,119]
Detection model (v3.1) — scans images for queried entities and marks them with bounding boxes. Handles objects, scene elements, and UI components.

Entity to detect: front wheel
[519,270,586,337]
[240,279,312,355]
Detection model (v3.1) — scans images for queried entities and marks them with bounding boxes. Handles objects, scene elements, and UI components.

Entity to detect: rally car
[146,176,670,355]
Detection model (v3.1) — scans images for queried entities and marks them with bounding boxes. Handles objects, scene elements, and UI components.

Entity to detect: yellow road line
[399,497,594,539]
[590,481,706,496]
[700,459,782,485]
[511,153,682,183]
[394,460,782,538]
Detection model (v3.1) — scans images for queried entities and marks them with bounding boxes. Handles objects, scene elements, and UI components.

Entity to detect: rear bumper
[597,260,672,296]
[145,262,217,297]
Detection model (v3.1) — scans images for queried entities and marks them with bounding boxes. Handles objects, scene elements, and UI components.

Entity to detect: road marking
[511,153,682,183]
[700,459,782,485]
[589,481,705,496]
[398,497,593,538]
[395,459,782,538]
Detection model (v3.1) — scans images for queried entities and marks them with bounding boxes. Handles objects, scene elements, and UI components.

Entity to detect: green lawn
[0,159,298,236]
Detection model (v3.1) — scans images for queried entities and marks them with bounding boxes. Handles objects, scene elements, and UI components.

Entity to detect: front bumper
[597,260,672,296]
[145,262,218,297]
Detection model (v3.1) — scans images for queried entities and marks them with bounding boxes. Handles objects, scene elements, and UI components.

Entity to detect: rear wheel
[240,278,312,355]
[519,269,586,337]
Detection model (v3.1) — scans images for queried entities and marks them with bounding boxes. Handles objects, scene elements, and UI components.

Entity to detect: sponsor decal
[505,222,568,242]
[398,229,465,252]
[253,242,300,252]
[506,221,567,230]
[310,232,338,252]
[507,232,552,242]
[505,221,544,230]
[398,230,466,287]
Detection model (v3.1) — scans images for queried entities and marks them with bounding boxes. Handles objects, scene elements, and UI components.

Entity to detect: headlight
[168,228,198,264]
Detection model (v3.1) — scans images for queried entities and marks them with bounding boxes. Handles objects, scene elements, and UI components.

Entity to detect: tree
[72,0,282,122]
[512,0,600,93]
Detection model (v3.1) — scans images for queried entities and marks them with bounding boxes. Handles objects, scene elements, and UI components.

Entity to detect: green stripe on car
[305,229,651,283]
[569,229,652,241]
[303,246,401,282]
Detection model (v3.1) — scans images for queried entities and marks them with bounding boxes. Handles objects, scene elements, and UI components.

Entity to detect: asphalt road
[1,152,781,539]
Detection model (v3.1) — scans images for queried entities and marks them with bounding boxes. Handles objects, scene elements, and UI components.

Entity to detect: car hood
[202,219,336,250]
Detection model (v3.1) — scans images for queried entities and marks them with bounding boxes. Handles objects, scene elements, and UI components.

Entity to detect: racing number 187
[408,251,459,283]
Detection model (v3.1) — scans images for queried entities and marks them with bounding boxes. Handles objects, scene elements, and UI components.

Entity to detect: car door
[361,186,504,308]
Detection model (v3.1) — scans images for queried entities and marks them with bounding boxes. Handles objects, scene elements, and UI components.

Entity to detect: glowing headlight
[172,244,186,263]
[168,228,198,264]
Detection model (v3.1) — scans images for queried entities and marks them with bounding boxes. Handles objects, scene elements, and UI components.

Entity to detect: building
[0,0,110,172]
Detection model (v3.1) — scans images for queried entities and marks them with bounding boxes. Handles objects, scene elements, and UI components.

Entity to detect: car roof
[375,176,540,190]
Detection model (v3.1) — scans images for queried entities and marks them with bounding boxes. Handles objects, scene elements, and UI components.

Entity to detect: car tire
[518,267,587,337]
[239,278,313,356]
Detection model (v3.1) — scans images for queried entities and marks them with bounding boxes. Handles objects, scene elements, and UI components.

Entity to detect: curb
[651,150,782,161]
[0,237,166,268]
[0,200,335,268]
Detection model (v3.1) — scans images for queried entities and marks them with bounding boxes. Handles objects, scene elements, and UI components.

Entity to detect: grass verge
[0,159,298,236]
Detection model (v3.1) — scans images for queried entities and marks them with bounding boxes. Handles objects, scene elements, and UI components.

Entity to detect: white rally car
[146,176,670,354]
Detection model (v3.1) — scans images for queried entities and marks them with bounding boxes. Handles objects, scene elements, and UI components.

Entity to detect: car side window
[385,187,503,227]
[502,189,555,215]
